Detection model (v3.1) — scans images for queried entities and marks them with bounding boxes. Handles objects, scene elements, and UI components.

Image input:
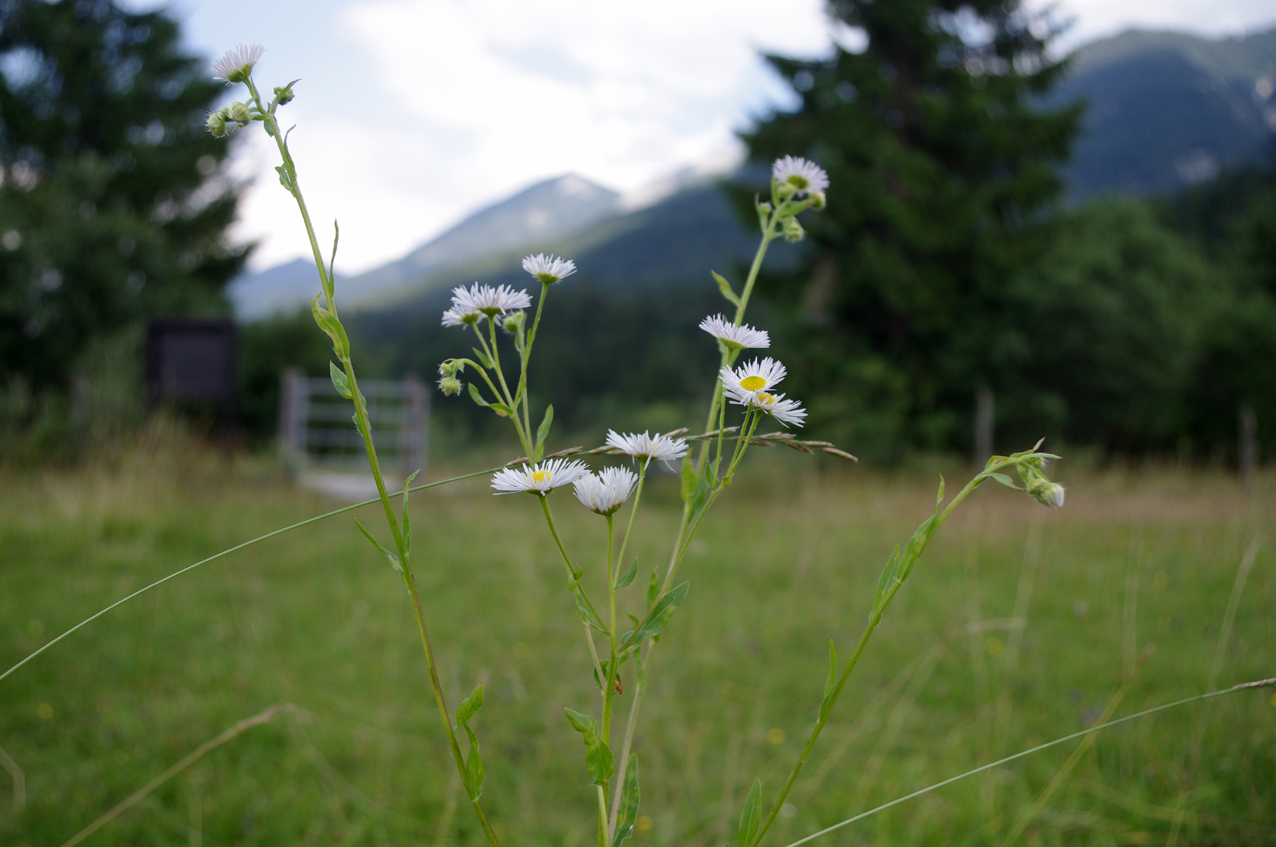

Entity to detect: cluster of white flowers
[442,283,532,327]
[720,357,806,427]
[605,430,689,464]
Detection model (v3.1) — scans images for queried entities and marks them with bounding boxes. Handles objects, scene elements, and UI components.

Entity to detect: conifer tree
[0,0,247,391]
[742,0,1081,459]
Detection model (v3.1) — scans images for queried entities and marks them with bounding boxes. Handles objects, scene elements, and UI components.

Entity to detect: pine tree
[0,0,247,392]
[742,0,1081,459]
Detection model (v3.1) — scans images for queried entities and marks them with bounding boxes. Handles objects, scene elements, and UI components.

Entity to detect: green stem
[1,465,506,685]
[596,784,611,847]
[517,282,550,449]
[602,514,619,742]
[608,644,649,839]
[777,679,1276,847]
[748,461,1017,847]
[248,76,499,847]
[485,317,530,455]
[612,461,649,585]
[539,496,608,628]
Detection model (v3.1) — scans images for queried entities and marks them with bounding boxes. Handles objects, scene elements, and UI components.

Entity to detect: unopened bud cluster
[1017,458,1065,508]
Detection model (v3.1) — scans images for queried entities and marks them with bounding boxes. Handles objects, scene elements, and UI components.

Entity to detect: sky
[124,0,1276,274]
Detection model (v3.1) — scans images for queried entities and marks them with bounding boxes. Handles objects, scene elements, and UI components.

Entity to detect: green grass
[1,436,1273,846]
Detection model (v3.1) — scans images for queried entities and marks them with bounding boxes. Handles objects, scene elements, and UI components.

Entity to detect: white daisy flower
[491,458,589,495]
[441,304,481,327]
[523,253,577,284]
[605,430,689,463]
[573,466,638,516]
[213,43,265,84]
[699,314,770,351]
[719,358,787,402]
[772,155,829,197]
[447,283,531,322]
[747,391,807,427]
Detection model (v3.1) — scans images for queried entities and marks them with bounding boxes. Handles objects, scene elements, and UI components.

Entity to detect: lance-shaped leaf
[311,294,350,357]
[401,469,420,553]
[468,383,490,407]
[615,754,641,845]
[534,404,554,463]
[624,582,689,649]
[353,517,401,572]
[570,579,609,635]
[472,346,494,370]
[329,361,353,399]
[738,779,762,847]
[712,270,741,307]
[985,472,1018,490]
[615,556,639,590]
[871,545,901,618]
[564,707,615,785]
[455,684,486,800]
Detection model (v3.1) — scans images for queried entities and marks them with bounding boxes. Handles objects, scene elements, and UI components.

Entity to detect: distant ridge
[1051,26,1276,198]
[231,174,620,320]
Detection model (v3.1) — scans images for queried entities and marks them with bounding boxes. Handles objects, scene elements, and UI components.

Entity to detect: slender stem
[609,645,649,839]
[518,282,551,447]
[247,76,501,847]
[485,317,530,455]
[778,679,1276,847]
[748,463,1014,847]
[596,784,611,847]
[613,461,650,586]
[1,465,507,684]
[602,514,619,742]
[539,496,608,632]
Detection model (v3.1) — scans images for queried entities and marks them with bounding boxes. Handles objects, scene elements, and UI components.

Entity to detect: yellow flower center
[739,375,766,391]
[532,470,551,485]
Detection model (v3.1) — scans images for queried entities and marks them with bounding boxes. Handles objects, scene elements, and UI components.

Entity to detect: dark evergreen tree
[741,0,1081,460]
[0,0,247,393]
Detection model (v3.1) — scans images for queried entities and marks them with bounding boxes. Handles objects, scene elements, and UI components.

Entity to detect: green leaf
[615,754,641,846]
[563,708,615,785]
[467,383,490,407]
[820,640,838,720]
[455,682,484,726]
[310,294,350,357]
[401,469,420,552]
[738,779,762,847]
[472,346,494,369]
[627,581,689,647]
[570,580,610,635]
[329,361,353,399]
[872,545,901,616]
[489,402,515,417]
[712,270,741,306]
[352,517,400,572]
[679,458,698,505]
[646,568,660,609]
[986,472,1018,490]
[615,557,638,589]
[275,164,294,195]
[534,404,554,462]
[463,724,485,800]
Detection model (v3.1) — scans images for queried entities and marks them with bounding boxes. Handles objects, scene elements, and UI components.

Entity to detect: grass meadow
[1,431,1273,846]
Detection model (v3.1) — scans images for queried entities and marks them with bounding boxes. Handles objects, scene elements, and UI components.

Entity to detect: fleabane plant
[211,43,1069,847]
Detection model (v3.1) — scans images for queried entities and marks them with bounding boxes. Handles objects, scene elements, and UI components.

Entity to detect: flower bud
[438,358,463,377]
[206,111,228,137]
[438,375,462,396]
[502,310,525,334]
[1027,478,1065,509]
[274,84,295,105]
[782,217,805,242]
[227,101,252,126]
[808,190,826,210]
[775,181,798,201]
